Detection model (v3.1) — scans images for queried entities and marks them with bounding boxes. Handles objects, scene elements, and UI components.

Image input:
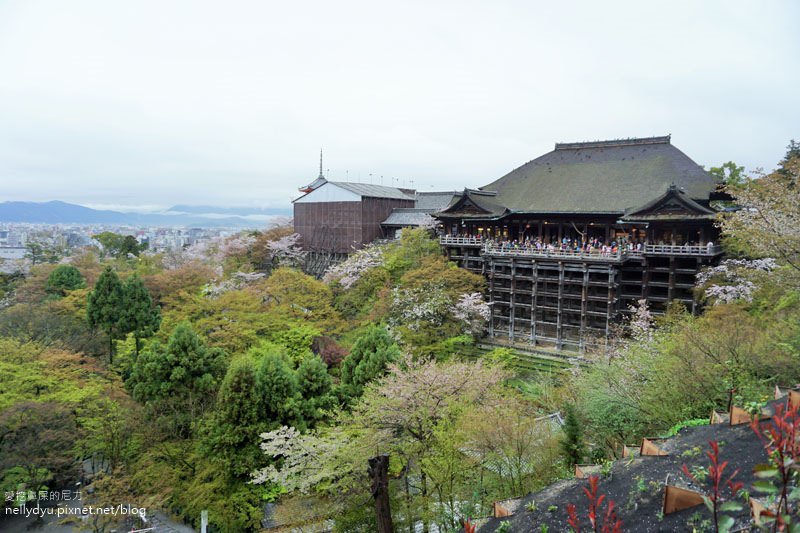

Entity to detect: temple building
[293,151,457,254]
[435,135,724,351]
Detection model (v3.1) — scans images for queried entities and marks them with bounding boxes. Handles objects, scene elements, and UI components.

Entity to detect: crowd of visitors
[444,234,715,256]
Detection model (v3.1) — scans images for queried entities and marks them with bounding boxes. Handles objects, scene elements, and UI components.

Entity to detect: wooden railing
[441,236,723,259]
[483,244,627,262]
[440,236,484,246]
[638,244,722,256]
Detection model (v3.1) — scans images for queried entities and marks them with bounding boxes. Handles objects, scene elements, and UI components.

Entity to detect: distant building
[436,135,725,351]
[293,177,415,254]
[0,246,27,261]
[380,191,458,238]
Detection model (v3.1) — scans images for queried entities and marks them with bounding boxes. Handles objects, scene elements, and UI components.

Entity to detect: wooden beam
[640,438,669,456]
[663,485,704,515]
[556,261,564,350]
[531,261,538,344]
[729,405,752,426]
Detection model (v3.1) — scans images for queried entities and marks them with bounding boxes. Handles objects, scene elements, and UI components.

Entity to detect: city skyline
[1,0,798,209]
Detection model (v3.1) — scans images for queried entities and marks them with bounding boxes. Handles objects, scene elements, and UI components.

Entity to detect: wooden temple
[435,136,725,351]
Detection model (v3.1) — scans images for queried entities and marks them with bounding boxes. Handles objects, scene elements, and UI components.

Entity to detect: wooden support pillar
[692,257,700,314]
[488,259,495,337]
[557,261,565,350]
[580,264,589,352]
[605,267,614,339]
[509,258,516,341]
[368,455,393,533]
[531,261,538,344]
[668,256,676,302]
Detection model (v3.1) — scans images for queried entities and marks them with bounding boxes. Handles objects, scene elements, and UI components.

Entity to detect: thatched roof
[479,136,719,215]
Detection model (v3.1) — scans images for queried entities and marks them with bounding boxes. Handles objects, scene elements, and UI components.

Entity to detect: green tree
[87,266,127,363]
[0,402,81,494]
[339,324,401,400]
[45,265,86,297]
[122,274,161,356]
[276,324,320,365]
[25,242,61,265]
[205,356,264,476]
[93,232,145,258]
[560,403,585,468]
[120,234,145,256]
[721,146,800,272]
[296,354,335,427]
[708,161,746,188]
[255,350,299,428]
[382,227,441,278]
[127,322,226,437]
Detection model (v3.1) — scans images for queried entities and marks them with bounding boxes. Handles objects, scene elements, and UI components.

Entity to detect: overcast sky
[0,0,797,210]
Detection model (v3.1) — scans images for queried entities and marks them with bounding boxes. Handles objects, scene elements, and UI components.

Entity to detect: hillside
[477,399,791,532]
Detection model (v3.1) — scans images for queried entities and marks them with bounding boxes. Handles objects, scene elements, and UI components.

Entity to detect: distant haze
[0,0,797,209]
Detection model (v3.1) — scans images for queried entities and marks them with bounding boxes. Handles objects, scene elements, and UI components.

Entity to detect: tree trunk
[421,470,429,533]
[368,454,393,533]
[405,467,413,533]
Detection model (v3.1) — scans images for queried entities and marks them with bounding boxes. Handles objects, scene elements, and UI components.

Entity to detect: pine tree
[122,274,161,356]
[127,322,226,437]
[340,324,400,399]
[205,356,264,476]
[87,266,127,363]
[560,403,586,468]
[296,354,334,427]
[45,265,85,297]
[256,350,300,427]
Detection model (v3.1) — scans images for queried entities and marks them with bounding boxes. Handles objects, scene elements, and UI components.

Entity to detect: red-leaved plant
[566,475,623,533]
[750,401,800,531]
[681,440,743,533]
[463,518,477,533]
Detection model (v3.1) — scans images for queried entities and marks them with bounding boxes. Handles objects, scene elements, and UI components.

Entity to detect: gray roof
[381,208,435,227]
[414,191,459,211]
[436,189,510,219]
[480,136,720,214]
[332,182,415,200]
[621,184,717,221]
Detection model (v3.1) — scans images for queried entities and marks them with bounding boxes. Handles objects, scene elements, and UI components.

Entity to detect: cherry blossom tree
[696,258,777,305]
[452,292,491,336]
[721,151,800,273]
[266,233,305,269]
[323,243,386,288]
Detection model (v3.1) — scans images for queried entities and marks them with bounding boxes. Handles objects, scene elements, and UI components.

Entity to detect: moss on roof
[480,137,719,214]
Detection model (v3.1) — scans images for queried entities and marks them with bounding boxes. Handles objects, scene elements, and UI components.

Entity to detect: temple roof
[414,191,460,211]
[293,181,415,202]
[478,135,719,214]
[621,183,718,221]
[436,189,510,219]
[381,208,436,227]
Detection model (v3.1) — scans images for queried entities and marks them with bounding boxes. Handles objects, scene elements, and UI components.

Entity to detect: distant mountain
[0,201,289,228]
[168,204,292,216]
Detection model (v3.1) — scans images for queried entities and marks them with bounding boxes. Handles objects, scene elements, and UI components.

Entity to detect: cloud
[0,0,797,207]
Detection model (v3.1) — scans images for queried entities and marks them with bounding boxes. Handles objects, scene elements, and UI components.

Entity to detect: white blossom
[202,271,266,298]
[627,298,654,342]
[322,243,386,288]
[266,233,305,268]
[250,426,349,494]
[452,292,491,335]
[389,285,452,331]
[696,258,777,304]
